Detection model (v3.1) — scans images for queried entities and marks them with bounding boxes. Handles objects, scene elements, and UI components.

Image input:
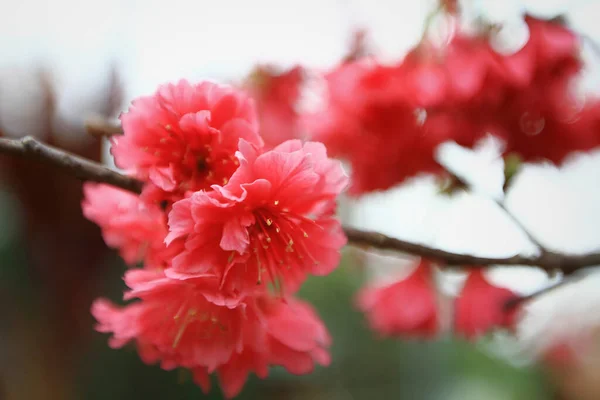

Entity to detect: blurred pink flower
[244,65,304,148]
[304,16,600,194]
[454,269,518,339]
[356,260,439,338]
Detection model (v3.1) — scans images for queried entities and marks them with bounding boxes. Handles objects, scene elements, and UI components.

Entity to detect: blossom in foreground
[111,80,263,203]
[92,269,247,372]
[191,295,331,398]
[92,268,331,398]
[356,260,439,338]
[454,270,519,339]
[82,183,175,269]
[166,139,348,299]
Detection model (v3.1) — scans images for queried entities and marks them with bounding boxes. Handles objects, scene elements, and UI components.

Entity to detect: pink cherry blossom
[165,139,348,299]
[356,260,439,338]
[82,183,176,269]
[190,295,331,398]
[111,80,263,204]
[454,269,519,339]
[244,65,304,148]
[92,269,247,372]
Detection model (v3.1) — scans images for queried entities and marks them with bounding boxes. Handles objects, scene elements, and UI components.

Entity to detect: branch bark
[0,136,599,274]
[0,136,142,193]
[505,271,589,310]
[344,227,600,273]
[85,116,123,138]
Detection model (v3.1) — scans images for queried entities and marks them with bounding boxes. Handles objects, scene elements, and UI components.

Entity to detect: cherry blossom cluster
[79,10,600,397]
[243,65,305,149]
[83,80,347,398]
[296,15,600,345]
[304,16,600,194]
[357,261,518,339]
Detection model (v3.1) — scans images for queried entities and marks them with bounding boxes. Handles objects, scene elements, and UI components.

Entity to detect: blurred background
[2,0,600,399]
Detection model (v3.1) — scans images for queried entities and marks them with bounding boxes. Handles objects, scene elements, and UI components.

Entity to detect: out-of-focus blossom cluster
[356,260,518,339]
[304,16,600,194]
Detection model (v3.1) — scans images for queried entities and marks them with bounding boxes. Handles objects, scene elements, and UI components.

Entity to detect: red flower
[91,269,248,372]
[244,65,304,148]
[111,80,263,203]
[190,295,331,398]
[82,183,176,269]
[304,16,600,194]
[191,348,269,399]
[257,295,331,374]
[165,139,348,299]
[454,270,519,339]
[305,53,481,194]
[356,260,439,338]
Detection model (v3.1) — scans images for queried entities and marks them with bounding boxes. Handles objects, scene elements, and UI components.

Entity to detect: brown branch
[496,200,550,255]
[442,168,551,257]
[344,227,600,273]
[0,135,599,273]
[505,271,590,310]
[0,136,142,193]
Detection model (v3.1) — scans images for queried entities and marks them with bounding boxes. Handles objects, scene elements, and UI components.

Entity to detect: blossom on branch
[92,269,331,398]
[356,260,439,338]
[92,269,248,372]
[243,65,304,149]
[304,16,600,194]
[82,74,349,397]
[165,139,348,299]
[73,13,600,395]
[454,270,519,339]
[191,295,331,398]
[111,80,263,204]
[82,183,176,269]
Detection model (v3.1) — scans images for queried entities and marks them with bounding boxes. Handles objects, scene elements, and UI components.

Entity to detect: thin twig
[442,171,550,255]
[505,271,591,310]
[0,136,142,193]
[495,200,550,255]
[0,135,599,273]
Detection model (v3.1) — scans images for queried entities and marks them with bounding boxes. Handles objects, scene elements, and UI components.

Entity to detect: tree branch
[505,271,589,310]
[496,199,550,255]
[0,136,142,193]
[85,116,123,138]
[441,171,550,255]
[344,227,600,273]
[0,135,599,273]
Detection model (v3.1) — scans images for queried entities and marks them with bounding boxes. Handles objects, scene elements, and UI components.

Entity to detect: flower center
[171,303,228,348]
[249,205,320,288]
